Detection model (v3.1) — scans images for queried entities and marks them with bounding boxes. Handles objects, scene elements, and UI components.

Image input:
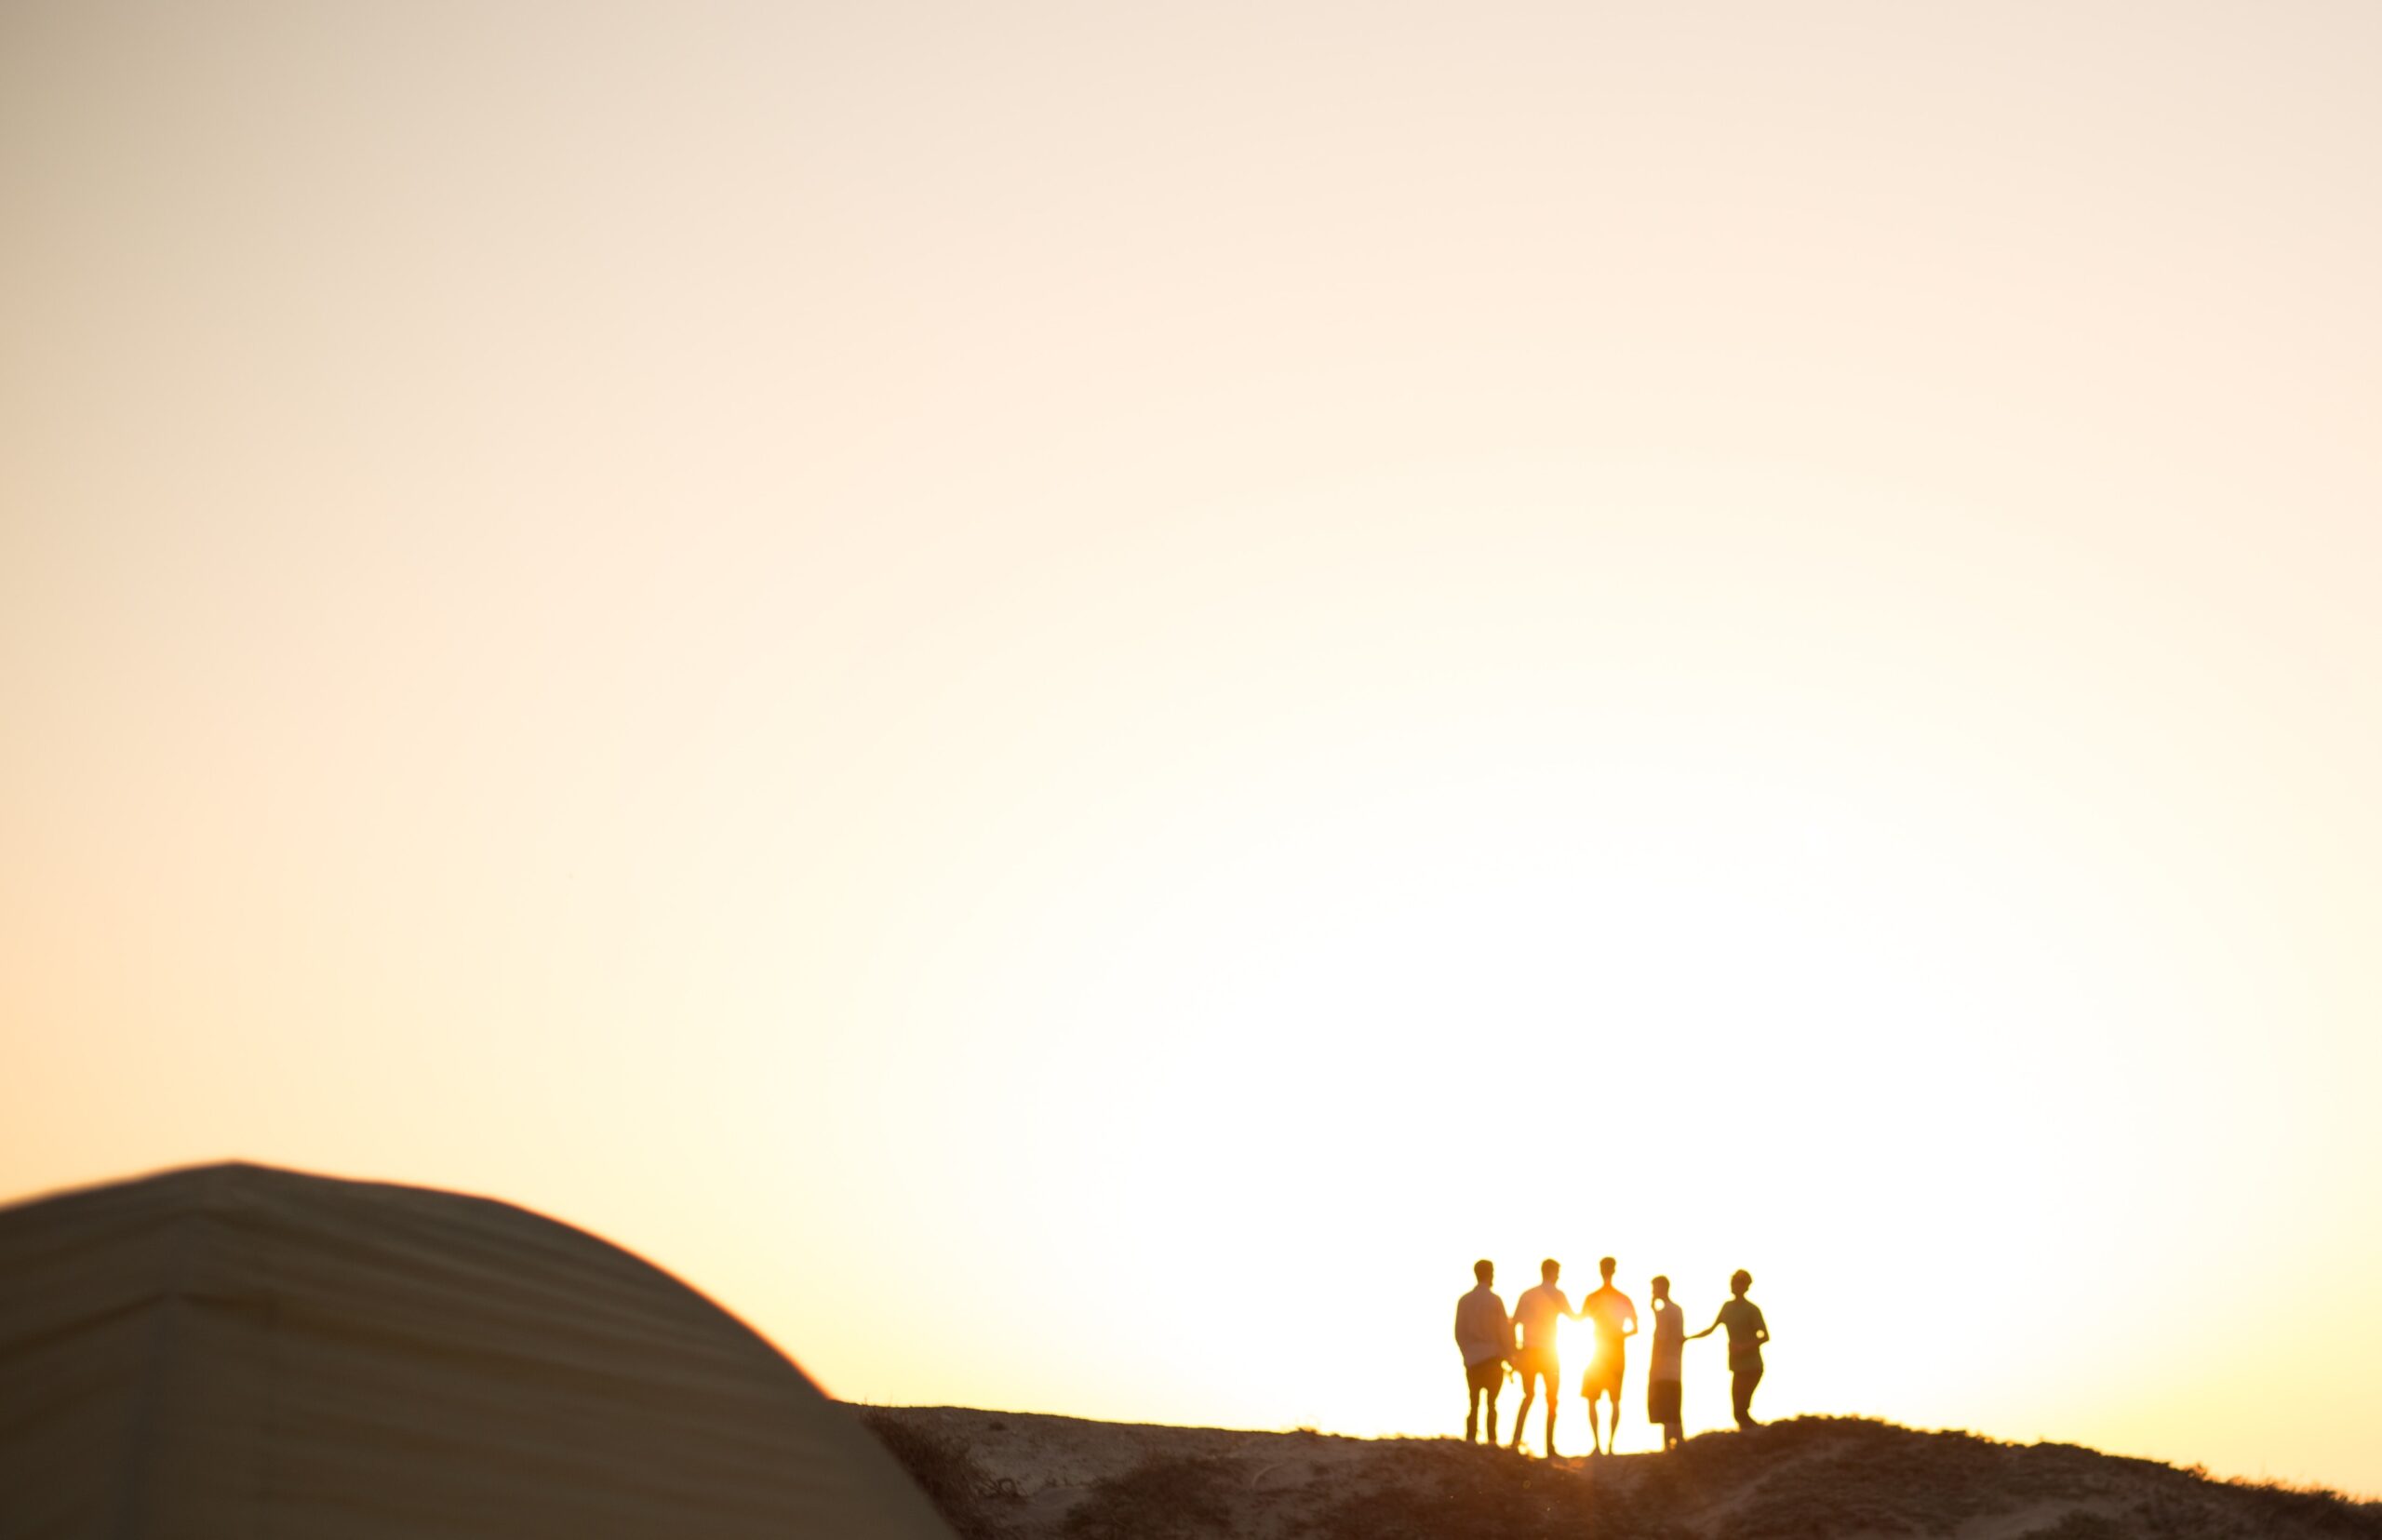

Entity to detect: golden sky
[5,0,2379,1496]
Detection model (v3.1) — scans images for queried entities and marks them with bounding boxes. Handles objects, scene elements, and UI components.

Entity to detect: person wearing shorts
[1645,1273,1686,1450]
[1452,1259,1511,1444]
[1578,1256,1638,1454]
[1506,1258,1575,1456]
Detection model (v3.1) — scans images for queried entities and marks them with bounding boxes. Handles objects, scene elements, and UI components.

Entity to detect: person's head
[1731,1268,1753,1298]
[1651,1274,1671,1302]
[1541,1258,1560,1283]
[1474,1259,1494,1286]
[1599,1255,1617,1281]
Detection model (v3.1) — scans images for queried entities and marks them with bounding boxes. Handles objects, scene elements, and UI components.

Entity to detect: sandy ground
[863,1405,1419,1533]
[854,1404,2382,1540]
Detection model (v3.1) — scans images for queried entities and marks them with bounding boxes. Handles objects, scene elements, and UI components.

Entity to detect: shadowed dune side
[0,1164,957,1539]
[856,1405,2382,1540]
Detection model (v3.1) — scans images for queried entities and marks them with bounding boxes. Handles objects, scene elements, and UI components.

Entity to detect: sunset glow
[5,0,2378,1499]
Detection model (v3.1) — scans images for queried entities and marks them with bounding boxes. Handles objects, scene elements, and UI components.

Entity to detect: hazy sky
[6,0,2379,1496]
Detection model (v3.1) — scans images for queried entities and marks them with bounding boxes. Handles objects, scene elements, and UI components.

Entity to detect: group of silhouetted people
[1453,1256,1770,1456]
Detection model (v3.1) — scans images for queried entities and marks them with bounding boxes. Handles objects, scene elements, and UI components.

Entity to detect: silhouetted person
[1507,1258,1575,1456]
[1646,1274,1685,1451]
[1453,1259,1511,1444]
[1578,1255,1637,1454]
[1687,1268,1770,1429]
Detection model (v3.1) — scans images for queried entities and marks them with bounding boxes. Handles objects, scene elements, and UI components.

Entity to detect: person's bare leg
[1543,1387,1559,1458]
[1509,1380,1533,1451]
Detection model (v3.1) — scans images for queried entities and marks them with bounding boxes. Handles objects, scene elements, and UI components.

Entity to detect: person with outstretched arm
[1506,1258,1576,1456]
[1452,1259,1511,1444]
[1686,1268,1770,1429]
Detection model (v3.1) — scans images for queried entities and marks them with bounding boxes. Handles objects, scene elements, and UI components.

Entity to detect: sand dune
[856,1405,2381,1540]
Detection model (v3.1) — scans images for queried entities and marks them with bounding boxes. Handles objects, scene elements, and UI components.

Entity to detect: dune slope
[856,1405,2381,1540]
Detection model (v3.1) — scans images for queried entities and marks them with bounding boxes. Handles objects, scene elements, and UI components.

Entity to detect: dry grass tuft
[1060,1453,1239,1540]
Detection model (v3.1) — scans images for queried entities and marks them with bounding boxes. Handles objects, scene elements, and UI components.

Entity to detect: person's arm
[1685,1308,1726,1341]
[1754,1306,1771,1347]
[1622,1304,1639,1339]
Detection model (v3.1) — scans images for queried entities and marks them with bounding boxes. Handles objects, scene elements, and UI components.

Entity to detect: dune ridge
[855,1405,2381,1540]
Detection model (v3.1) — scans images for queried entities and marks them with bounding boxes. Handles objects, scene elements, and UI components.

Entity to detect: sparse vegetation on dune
[860,1406,2382,1540]
[1060,1454,1238,1540]
[1294,1439,1675,1540]
[858,1407,1027,1540]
